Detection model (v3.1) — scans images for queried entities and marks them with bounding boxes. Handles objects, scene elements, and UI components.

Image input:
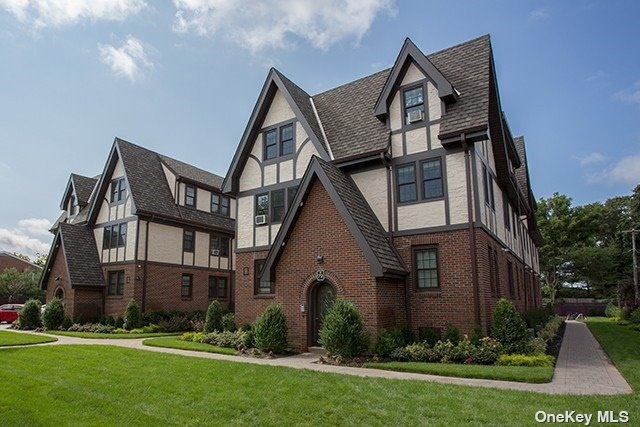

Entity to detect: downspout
[142,218,150,312]
[463,136,482,326]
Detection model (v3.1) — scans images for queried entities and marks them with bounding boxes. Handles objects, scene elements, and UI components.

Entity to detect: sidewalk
[2,321,632,395]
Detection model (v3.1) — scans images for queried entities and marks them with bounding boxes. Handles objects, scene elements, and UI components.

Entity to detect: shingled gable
[262,156,407,282]
[222,68,330,194]
[59,174,98,210]
[40,223,104,290]
[87,138,234,233]
[373,37,457,119]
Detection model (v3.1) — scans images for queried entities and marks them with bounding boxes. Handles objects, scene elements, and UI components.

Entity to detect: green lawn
[46,331,181,339]
[0,330,57,346]
[0,318,637,425]
[143,337,237,355]
[363,361,554,383]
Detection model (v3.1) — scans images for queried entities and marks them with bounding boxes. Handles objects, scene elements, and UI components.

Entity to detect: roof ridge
[313,68,391,97]
[427,34,490,58]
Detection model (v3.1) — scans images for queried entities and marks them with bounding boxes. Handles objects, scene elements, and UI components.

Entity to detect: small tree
[491,298,528,354]
[319,300,368,358]
[253,304,288,353]
[204,300,223,333]
[19,299,42,329]
[42,298,65,330]
[123,299,141,330]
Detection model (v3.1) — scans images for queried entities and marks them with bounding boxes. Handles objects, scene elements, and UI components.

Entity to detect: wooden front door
[309,281,335,346]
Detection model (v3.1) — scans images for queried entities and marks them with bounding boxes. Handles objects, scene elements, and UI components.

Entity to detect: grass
[143,337,237,355]
[0,318,637,425]
[363,361,554,383]
[46,331,181,339]
[0,330,57,346]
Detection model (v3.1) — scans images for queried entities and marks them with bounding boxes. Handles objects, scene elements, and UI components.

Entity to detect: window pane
[117,272,125,295]
[220,196,230,216]
[181,275,192,297]
[265,130,277,160]
[208,276,215,298]
[280,124,294,156]
[256,194,269,217]
[110,181,118,202]
[184,230,194,252]
[255,260,271,294]
[287,186,298,209]
[108,273,117,295]
[397,165,415,185]
[110,226,118,248]
[103,227,110,249]
[399,183,416,203]
[118,179,126,200]
[220,237,229,257]
[217,278,227,298]
[185,186,196,206]
[118,223,127,247]
[404,87,424,108]
[424,179,443,199]
[422,159,441,180]
[271,189,285,222]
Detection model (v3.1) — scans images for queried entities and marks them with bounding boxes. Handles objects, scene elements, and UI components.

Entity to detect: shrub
[253,304,288,353]
[130,324,163,334]
[522,304,554,331]
[19,299,41,329]
[67,323,115,333]
[630,308,640,324]
[113,328,128,334]
[190,319,205,332]
[104,316,116,327]
[527,337,547,354]
[605,302,622,319]
[418,326,440,347]
[470,324,484,346]
[399,325,415,346]
[115,317,124,329]
[491,299,528,354]
[158,315,191,332]
[375,329,405,358]
[123,299,141,330]
[443,323,460,345]
[42,298,65,330]
[621,307,632,321]
[536,316,564,344]
[390,342,433,362]
[318,300,367,358]
[497,353,555,367]
[204,301,223,333]
[432,340,455,363]
[451,338,477,364]
[475,337,503,365]
[61,315,73,331]
[222,313,236,332]
[200,330,250,349]
[390,346,410,362]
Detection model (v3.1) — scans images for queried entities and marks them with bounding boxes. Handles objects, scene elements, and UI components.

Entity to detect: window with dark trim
[507,260,515,298]
[185,185,197,207]
[421,158,443,199]
[256,193,269,221]
[484,166,495,210]
[287,186,298,209]
[211,193,230,216]
[110,178,127,203]
[280,123,294,156]
[403,86,425,124]
[108,271,124,296]
[504,196,511,231]
[414,247,439,289]
[263,122,295,161]
[103,223,127,249]
[255,186,298,225]
[397,164,417,203]
[271,189,285,223]
[69,195,77,216]
[183,229,195,252]
[210,234,229,257]
[181,274,192,298]
[254,259,272,294]
[489,247,498,297]
[208,276,228,299]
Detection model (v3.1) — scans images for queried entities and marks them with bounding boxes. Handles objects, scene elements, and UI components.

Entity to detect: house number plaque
[316,269,325,282]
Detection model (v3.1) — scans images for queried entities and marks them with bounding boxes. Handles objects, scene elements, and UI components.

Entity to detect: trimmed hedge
[497,353,555,367]
[204,300,223,333]
[253,304,288,353]
[124,299,141,330]
[491,299,528,354]
[42,298,65,330]
[18,299,41,329]
[319,300,368,358]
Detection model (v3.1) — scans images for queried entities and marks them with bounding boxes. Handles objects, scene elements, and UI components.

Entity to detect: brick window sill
[106,295,124,299]
[181,297,193,301]
[254,294,275,299]
[414,290,441,297]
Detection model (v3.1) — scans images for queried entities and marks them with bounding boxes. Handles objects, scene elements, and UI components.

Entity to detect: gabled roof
[0,251,42,270]
[40,223,104,289]
[263,156,407,281]
[374,38,456,119]
[88,138,234,233]
[223,69,330,194]
[514,136,537,211]
[59,174,99,210]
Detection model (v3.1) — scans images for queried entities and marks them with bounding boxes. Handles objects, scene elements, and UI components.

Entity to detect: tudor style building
[40,138,235,319]
[224,35,542,351]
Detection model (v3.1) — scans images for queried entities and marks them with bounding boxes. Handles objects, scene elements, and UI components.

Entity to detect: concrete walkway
[1,321,632,395]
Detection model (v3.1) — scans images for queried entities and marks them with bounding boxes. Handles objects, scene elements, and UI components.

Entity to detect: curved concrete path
[0,321,632,395]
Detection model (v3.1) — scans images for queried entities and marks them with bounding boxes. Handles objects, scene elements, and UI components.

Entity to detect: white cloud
[584,70,604,83]
[587,153,640,185]
[0,0,146,29]
[572,152,605,166]
[0,218,52,259]
[613,81,640,105]
[529,8,548,21]
[98,35,154,83]
[172,0,395,53]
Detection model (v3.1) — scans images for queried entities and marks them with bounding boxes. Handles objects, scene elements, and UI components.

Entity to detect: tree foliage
[0,268,43,302]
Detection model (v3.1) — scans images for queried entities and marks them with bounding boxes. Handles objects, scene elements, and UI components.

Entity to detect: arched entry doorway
[54,288,64,300]
[308,281,336,346]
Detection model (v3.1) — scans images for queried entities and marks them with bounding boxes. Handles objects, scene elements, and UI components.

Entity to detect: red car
[0,304,23,324]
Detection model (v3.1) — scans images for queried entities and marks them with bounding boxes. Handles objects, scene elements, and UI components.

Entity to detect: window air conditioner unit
[255,215,267,225]
[407,109,423,124]
[211,249,220,256]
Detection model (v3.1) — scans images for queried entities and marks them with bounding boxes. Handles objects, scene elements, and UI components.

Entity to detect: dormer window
[110,178,127,203]
[404,86,425,124]
[185,184,196,207]
[263,122,295,161]
[69,195,77,216]
[211,193,230,216]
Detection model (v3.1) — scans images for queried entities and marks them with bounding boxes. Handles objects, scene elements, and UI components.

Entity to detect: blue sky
[0,0,639,257]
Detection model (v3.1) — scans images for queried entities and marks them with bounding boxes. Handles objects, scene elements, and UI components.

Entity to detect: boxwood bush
[123,299,141,330]
[319,300,368,358]
[18,299,41,329]
[491,298,528,354]
[42,298,65,330]
[253,304,288,353]
[204,300,223,333]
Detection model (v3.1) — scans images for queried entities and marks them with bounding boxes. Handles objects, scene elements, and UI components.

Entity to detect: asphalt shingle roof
[116,139,234,233]
[58,223,104,287]
[71,174,99,206]
[513,136,530,201]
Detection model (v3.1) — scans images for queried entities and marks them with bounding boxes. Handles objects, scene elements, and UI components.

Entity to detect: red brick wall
[43,243,75,317]
[73,288,103,321]
[235,180,405,351]
[0,254,39,273]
